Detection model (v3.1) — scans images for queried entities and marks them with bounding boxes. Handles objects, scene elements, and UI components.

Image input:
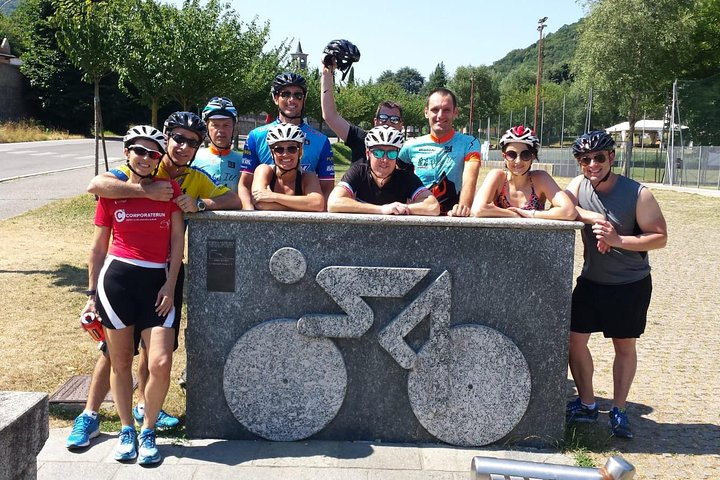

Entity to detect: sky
[167,0,587,82]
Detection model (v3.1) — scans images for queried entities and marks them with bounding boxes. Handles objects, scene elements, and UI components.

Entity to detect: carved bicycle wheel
[407,324,531,446]
[223,318,347,441]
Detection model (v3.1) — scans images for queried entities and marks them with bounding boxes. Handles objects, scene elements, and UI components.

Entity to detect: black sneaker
[608,407,634,439]
[566,397,599,423]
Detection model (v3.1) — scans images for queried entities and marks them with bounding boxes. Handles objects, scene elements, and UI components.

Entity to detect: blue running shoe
[113,426,137,461]
[133,406,180,430]
[566,397,599,423]
[66,412,100,449]
[138,428,161,465]
[156,409,180,430]
[608,407,634,439]
[132,405,144,425]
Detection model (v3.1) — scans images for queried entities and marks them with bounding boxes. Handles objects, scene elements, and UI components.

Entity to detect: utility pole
[469,74,475,137]
[534,16,547,132]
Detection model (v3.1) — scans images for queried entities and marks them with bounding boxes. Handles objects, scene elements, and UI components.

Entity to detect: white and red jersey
[94,180,181,264]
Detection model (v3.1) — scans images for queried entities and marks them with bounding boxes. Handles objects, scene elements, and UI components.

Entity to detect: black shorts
[571,274,652,339]
[138,262,185,352]
[96,258,179,335]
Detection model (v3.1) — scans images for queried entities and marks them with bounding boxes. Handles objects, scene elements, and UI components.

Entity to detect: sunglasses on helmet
[503,150,534,162]
[128,145,162,160]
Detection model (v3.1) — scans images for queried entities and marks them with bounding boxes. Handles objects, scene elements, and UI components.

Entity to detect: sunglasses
[171,133,202,149]
[278,91,305,100]
[272,145,300,155]
[370,148,399,160]
[376,113,402,125]
[504,150,533,162]
[578,153,609,165]
[128,145,162,160]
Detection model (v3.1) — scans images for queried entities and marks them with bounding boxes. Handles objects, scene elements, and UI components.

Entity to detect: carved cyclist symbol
[223,247,531,446]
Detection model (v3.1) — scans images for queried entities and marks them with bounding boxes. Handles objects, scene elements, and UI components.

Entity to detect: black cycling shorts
[96,258,179,334]
[571,274,652,339]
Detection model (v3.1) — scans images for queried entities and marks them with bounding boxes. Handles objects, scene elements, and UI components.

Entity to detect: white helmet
[499,125,539,150]
[266,123,306,146]
[123,125,167,153]
[364,125,404,149]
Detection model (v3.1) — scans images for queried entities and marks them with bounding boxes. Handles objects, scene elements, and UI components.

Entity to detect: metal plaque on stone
[206,239,236,292]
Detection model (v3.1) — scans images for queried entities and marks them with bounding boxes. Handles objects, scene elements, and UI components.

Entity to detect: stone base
[0,391,49,480]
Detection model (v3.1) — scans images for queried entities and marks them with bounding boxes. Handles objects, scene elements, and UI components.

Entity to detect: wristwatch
[196,199,206,212]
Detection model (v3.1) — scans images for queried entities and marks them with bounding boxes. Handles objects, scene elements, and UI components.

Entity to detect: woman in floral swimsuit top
[471,125,576,220]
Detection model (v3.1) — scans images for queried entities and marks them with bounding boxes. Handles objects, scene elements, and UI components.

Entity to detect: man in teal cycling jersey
[399,88,481,216]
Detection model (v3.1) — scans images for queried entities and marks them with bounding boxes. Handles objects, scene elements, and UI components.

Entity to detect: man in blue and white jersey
[399,88,481,216]
[240,72,335,210]
[193,97,243,194]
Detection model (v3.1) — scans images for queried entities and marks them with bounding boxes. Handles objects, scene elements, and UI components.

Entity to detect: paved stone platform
[38,427,573,479]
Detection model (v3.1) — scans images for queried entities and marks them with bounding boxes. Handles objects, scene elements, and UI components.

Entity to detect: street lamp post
[534,16,547,133]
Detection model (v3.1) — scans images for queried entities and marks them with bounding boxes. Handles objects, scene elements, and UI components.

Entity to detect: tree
[423,62,448,95]
[394,67,425,94]
[377,70,395,84]
[448,66,499,136]
[53,0,125,173]
[574,0,694,175]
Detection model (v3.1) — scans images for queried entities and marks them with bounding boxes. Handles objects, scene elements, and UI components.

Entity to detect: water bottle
[81,312,105,343]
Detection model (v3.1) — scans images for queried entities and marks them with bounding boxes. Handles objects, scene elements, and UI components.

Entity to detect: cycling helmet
[364,125,405,150]
[163,111,207,138]
[123,125,166,154]
[266,123,306,146]
[322,39,361,81]
[499,125,539,150]
[201,97,238,122]
[271,72,307,95]
[572,130,616,157]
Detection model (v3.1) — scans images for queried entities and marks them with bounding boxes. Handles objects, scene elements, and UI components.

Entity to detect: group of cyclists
[67,39,668,464]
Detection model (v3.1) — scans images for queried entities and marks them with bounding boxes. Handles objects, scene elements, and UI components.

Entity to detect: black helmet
[164,111,208,138]
[322,39,361,81]
[271,72,307,95]
[572,130,615,157]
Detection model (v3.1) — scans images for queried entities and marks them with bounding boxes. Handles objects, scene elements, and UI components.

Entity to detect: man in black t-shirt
[328,126,439,216]
[321,61,405,163]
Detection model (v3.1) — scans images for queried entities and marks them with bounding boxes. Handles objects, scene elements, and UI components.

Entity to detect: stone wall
[0,63,29,122]
[186,212,581,447]
[0,392,49,480]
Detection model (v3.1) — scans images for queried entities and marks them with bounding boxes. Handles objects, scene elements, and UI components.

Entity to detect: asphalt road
[0,138,125,220]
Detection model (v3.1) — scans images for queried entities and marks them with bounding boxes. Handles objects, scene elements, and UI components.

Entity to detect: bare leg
[136,346,148,405]
[104,327,136,427]
[611,338,637,409]
[568,331,595,404]
[140,327,175,431]
[85,353,111,412]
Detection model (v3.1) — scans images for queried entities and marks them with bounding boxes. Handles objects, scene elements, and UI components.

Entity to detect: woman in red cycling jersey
[84,125,184,465]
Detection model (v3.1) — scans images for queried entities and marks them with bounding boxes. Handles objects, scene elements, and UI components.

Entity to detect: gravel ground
[567,187,720,478]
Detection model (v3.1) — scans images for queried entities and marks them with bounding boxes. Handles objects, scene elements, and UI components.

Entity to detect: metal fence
[471,455,635,480]
[484,145,720,189]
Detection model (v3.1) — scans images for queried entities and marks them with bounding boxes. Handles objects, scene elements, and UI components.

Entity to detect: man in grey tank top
[564,131,667,439]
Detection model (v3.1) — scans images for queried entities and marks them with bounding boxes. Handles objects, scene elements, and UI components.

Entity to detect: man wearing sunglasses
[240,72,335,210]
[328,126,439,216]
[321,55,404,163]
[193,97,243,193]
[399,88,481,217]
[564,131,667,440]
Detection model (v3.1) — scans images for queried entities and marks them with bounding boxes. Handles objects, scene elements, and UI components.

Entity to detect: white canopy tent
[605,120,687,143]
